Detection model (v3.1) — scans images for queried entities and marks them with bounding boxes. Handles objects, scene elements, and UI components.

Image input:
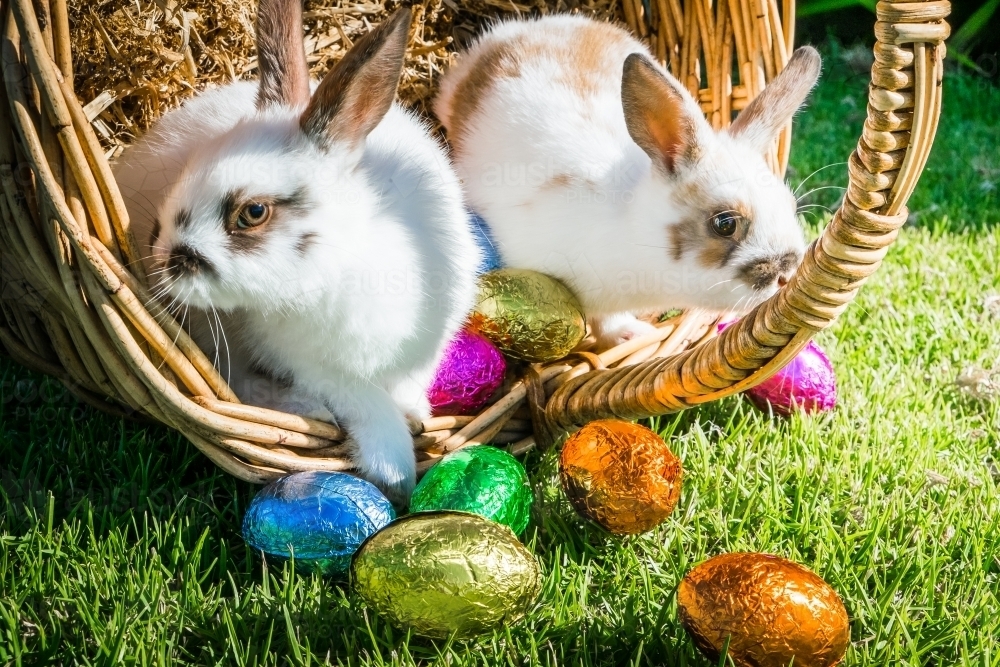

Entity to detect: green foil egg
[351,511,541,638]
[470,269,586,362]
[410,445,532,534]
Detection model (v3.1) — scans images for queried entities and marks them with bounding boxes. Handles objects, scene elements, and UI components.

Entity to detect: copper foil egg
[351,511,541,638]
[559,419,682,534]
[469,269,586,363]
[678,552,850,667]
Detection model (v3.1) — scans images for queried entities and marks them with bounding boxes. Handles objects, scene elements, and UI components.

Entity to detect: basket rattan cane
[0,0,950,483]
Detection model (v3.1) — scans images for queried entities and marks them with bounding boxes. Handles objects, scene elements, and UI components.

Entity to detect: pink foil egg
[719,321,836,416]
[428,329,507,416]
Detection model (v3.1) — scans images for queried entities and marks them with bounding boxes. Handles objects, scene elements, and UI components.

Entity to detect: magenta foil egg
[720,322,837,416]
[429,329,507,416]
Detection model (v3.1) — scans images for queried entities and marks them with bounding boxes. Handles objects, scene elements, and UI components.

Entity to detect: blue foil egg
[469,211,504,273]
[242,471,395,577]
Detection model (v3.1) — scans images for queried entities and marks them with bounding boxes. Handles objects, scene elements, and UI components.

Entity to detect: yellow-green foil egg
[351,511,541,638]
[470,269,586,362]
[409,445,532,534]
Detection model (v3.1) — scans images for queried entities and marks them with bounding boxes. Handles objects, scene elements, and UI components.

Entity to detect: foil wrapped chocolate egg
[746,340,837,415]
[470,269,586,363]
[678,552,850,667]
[351,511,541,638]
[428,329,507,416]
[719,320,837,416]
[409,445,532,534]
[719,322,836,416]
[559,419,682,534]
[242,471,395,577]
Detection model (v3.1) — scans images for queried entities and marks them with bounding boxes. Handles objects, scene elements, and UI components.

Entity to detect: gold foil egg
[559,419,682,534]
[350,511,541,638]
[678,552,850,667]
[469,269,586,362]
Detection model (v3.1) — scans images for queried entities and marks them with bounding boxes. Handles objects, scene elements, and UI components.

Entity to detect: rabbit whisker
[148,278,179,309]
[124,190,164,215]
[157,293,191,373]
[707,278,734,291]
[150,277,179,302]
[792,162,847,196]
[204,307,222,374]
[211,305,232,383]
[796,185,846,203]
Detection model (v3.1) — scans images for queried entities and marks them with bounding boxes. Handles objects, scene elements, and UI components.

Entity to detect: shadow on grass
[0,360,247,536]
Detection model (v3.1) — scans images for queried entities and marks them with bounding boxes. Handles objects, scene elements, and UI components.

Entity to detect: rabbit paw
[390,373,433,422]
[592,313,658,350]
[351,425,417,507]
[363,458,416,508]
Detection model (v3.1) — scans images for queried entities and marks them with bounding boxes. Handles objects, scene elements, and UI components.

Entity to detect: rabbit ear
[728,46,821,155]
[299,8,411,151]
[621,53,700,175]
[255,0,311,109]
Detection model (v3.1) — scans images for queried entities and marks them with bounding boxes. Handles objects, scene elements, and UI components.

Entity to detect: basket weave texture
[0,0,951,483]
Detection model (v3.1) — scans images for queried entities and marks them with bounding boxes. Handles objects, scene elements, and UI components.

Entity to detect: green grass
[1,49,999,666]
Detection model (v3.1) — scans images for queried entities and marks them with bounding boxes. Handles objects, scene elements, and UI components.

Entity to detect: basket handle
[544,0,951,431]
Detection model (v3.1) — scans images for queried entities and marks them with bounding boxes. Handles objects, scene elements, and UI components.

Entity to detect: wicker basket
[0,0,951,483]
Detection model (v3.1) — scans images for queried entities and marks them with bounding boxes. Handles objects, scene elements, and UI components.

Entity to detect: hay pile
[68,0,627,155]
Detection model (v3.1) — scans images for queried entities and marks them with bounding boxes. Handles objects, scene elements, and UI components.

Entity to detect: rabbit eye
[711,212,740,238]
[237,203,270,229]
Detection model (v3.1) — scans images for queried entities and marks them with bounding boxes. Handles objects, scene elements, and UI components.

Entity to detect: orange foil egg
[678,553,850,667]
[559,419,682,534]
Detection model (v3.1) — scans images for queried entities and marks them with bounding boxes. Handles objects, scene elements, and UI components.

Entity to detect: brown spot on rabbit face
[220,190,244,228]
[668,218,693,261]
[220,187,314,255]
[174,209,192,230]
[275,188,312,217]
[543,173,574,189]
[698,235,740,268]
[669,200,753,268]
[295,232,318,257]
[228,229,267,254]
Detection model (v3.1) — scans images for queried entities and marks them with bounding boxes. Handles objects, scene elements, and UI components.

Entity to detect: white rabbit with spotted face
[435,15,820,348]
[114,4,480,503]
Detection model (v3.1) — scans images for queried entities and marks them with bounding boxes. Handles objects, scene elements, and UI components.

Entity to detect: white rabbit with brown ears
[114,4,481,504]
[435,15,820,348]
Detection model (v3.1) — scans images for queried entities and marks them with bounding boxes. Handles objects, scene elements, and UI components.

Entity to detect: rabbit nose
[738,251,800,291]
[167,244,214,277]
